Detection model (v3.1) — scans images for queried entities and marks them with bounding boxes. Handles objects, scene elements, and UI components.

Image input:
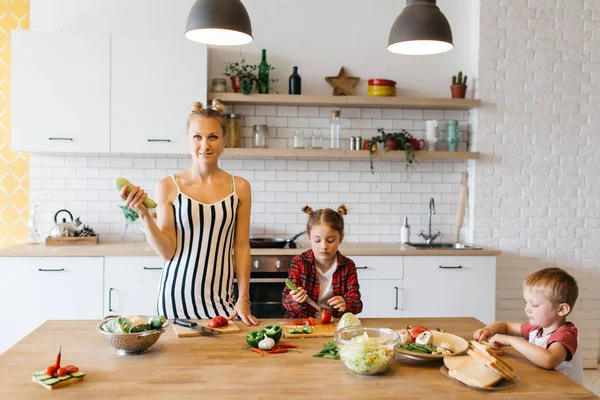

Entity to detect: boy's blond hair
[524,267,578,313]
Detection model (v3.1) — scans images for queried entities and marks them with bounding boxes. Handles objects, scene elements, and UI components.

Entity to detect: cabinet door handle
[108,288,114,312]
[394,286,399,310]
[147,139,171,143]
[48,137,74,141]
[439,265,462,269]
[356,266,368,269]
[38,268,65,272]
[143,266,163,270]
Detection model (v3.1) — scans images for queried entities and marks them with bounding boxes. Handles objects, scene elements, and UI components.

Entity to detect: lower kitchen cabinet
[402,256,496,324]
[0,257,103,354]
[358,280,403,318]
[104,257,164,316]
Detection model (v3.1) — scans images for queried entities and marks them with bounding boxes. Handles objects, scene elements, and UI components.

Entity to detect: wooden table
[0,318,595,399]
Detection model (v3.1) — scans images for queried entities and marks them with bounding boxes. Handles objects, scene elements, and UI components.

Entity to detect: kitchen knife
[455,172,468,244]
[173,318,223,335]
[286,278,321,311]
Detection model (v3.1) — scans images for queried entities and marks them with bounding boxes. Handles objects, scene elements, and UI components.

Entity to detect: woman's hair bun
[190,101,204,113]
[302,205,314,216]
[337,204,348,216]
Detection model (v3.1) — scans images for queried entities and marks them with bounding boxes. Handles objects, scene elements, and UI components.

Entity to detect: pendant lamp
[185,0,253,46]
[387,0,453,55]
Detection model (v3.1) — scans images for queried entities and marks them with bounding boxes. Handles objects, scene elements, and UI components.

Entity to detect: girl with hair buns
[282,204,362,319]
[120,99,258,326]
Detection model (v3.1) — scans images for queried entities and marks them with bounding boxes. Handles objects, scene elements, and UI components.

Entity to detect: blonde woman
[121,100,258,326]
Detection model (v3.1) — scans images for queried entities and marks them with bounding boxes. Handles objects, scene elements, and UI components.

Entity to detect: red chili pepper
[251,348,263,356]
[268,349,288,354]
[278,343,298,349]
[55,346,62,369]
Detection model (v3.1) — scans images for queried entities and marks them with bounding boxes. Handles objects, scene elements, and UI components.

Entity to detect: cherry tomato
[409,326,430,342]
[64,365,79,373]
[56,368,67,377]
[45,365,57,377]
[321,310,332,325]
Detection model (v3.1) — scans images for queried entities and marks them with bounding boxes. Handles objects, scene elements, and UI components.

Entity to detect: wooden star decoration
[325,67,360,96]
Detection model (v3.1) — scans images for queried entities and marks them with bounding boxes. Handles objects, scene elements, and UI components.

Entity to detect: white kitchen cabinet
[110,35,207,154]
[0,257,103,354]
[11,31,110,153]
[352,256,403,317]
[104,257,164,316]
[402,256,496,324]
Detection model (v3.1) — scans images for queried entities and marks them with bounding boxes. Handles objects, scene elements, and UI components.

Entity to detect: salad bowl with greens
[334,327,399,375]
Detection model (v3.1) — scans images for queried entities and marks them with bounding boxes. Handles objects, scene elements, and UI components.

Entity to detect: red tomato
[207,319,219,328]
[306,317,316,327]
[45,365,57,377]
[409,326,430,342]
[292,320,304,326]
[64,365,79,373]
[215,316,228,327]
[321,310,332,325]
[56,368,67,377]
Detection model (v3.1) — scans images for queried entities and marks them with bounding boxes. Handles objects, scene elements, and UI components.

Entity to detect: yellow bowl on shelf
[368,85,397,97]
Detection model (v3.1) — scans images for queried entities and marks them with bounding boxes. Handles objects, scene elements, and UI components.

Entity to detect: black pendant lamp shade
[185,0,253,46]
[387,0,453,55]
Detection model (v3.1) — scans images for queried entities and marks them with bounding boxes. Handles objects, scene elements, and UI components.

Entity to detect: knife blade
[174,318,223,335]
[305,297,322,312]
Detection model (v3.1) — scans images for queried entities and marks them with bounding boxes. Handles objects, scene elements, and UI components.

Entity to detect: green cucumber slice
[32,371,46,377]
[36,374,54,381]
[58,375,72,381]
[44,378,60,386]
[71,371,86,378]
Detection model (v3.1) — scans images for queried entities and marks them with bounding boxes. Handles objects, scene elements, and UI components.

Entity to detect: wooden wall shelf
[208,93,481,110]
[222,148,479,160]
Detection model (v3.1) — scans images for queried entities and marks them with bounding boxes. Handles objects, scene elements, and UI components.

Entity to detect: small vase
[450,84,467,98]
[230,76,241,93]
[385,139,399,151]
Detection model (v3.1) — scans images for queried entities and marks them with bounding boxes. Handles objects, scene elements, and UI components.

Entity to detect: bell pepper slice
[245,331,265,348]
[260,325,283,343]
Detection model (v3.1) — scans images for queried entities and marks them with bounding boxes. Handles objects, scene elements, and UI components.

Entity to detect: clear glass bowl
[334,327,399,375]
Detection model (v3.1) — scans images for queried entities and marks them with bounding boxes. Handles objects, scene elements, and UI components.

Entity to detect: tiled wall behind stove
[29,105,472,243]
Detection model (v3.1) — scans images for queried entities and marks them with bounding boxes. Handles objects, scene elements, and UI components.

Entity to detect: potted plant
[451,71,467,98]
[367,128,416,173]
[224,57,258,95]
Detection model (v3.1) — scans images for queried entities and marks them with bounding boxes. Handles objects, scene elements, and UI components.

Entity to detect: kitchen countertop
[0,317,592,399]
[0,242,501,257]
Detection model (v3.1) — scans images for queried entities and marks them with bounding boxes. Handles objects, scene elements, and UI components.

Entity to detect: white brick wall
[30,105,471,245]
[476,0,600,368]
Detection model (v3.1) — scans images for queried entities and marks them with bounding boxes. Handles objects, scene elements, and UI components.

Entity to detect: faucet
[419,198,442,245]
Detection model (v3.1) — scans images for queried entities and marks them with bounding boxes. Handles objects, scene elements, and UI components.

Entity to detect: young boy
[473,267,582,384]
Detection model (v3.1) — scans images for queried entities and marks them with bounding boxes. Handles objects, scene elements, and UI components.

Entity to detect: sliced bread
[444,355,471,370]
[448,356,503,388]
[467,349,518,382]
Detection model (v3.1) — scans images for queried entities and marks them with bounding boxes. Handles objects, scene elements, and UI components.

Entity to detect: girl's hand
[473,328,492,343]
[488,334,511,348]
[290,287,308,304]
[327,296,346,312]
[120,185,150,218]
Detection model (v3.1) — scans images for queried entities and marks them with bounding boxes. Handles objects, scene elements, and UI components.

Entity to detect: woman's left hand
[327,296,346,313]
[229,299,260,326]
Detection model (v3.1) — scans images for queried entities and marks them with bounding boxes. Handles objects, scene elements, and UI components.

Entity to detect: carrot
[251,348,263,357]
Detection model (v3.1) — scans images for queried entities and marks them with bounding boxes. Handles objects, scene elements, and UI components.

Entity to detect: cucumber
[32,371,46,377]
[115,177,158,209]
[44,378,60,386]
[70,371,86,378]
[35,374,54,381]
[285,279,298,291]
[58,375,72,381]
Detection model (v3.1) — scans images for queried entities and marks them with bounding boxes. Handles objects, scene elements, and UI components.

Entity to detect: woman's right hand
[120,185,150,218]
[290,287,308,304]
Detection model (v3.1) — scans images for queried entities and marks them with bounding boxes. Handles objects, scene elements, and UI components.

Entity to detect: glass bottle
[311,129,323,149]
[258,49,270,94]
[329,110,341,149]
[26,204,42,244]
[289,66,301,95]
[253,125,269,148]
[293,129,305,149]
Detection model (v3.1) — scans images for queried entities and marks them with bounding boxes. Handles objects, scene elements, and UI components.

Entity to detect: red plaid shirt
[282,249,362,318]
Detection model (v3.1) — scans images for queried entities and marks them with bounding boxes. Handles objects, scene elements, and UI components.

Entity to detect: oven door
[234,277,287,318]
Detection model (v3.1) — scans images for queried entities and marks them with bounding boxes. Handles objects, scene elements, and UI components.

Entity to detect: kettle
[49,209,81,238]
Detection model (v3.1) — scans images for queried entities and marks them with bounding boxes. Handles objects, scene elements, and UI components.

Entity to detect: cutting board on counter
[281,321,337,339]
[173,320,241,338]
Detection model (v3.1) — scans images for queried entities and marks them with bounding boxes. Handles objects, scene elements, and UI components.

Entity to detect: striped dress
[156,175,238,319]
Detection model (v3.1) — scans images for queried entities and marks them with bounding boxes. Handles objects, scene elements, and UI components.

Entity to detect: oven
[234,254,295,318]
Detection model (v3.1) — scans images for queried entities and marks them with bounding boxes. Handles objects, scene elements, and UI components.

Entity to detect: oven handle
[236,278,287,283]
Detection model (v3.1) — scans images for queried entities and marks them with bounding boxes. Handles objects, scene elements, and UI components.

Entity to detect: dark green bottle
[258,49,269,94]
[289,66,301,95]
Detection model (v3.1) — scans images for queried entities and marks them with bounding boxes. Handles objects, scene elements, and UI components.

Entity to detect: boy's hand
[473,328,492,342]
[488,334,511,348]
[290,287,308,304]
[327,296,346,312]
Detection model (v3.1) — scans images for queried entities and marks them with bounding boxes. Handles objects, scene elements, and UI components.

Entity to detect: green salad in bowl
[334,327,399,375]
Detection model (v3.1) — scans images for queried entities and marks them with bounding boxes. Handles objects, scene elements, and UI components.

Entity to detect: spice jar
[311,129,323,149]
[253,125,269,148]
[225,114,242,148]
[211,78,227,93]
[293,129,305,149]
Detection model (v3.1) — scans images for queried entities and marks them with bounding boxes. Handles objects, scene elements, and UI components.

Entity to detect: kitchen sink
[406,243,483,250]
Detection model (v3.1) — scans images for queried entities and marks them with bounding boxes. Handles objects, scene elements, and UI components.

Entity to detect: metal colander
[96,315,169,355]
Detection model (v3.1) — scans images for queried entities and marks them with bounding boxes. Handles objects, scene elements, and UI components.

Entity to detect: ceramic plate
[440,365,521,391]
[395,330,469,360]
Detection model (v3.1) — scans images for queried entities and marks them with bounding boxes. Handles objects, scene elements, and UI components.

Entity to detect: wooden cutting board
[281,321,338,339]
[172,320,241,338]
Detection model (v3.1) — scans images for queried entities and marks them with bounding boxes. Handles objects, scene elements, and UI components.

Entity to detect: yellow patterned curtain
[0,1,29,248]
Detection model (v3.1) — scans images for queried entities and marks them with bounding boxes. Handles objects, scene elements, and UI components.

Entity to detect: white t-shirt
[315,259,337,319]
